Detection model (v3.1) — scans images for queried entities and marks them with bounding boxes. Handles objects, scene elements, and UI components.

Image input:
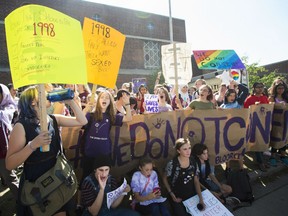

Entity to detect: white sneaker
[226,196,241,206]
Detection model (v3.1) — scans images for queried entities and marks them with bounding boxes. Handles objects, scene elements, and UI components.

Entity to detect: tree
[242,56,284,90]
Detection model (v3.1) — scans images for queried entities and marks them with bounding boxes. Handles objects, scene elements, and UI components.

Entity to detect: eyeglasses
[255,86,264,89]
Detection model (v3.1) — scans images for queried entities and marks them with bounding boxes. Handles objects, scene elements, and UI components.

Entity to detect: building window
[143,41,160,69]
[92,14,101,22]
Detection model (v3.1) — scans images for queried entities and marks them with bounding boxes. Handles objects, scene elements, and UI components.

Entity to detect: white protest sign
[144,94,159,113]
[107,178,127,209]
[182,189,233,216]
[161,43,192,85]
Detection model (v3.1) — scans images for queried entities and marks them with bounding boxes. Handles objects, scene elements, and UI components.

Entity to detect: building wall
[0,0,186,89]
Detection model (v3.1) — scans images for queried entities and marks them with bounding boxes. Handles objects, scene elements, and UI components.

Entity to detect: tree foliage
[242,56,284,90]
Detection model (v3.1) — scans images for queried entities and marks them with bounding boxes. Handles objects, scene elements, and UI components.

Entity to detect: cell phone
[153,187,161,193]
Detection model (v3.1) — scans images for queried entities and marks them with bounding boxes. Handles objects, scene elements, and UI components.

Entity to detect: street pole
[168,0,179,98]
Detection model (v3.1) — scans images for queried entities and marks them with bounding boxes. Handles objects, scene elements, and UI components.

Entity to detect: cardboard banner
[161,43,193,85]
[5,4,87,88]
[61,104,285,177]
[83,17,126,88]
[193,50,245,70]
[270,103,288,149]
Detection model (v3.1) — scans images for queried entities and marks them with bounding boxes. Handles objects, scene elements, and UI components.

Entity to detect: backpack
[227,170,254,204]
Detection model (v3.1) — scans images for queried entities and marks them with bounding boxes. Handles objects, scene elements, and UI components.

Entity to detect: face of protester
[158,89,166,102]
[95,166,110,182]
[198,149,209,162]
[276,85,285,95]
[254,84,264,95]
[227,92,236,103]
[199,86,210,100]
[99,92,111,112]
[220,85,227,93]
[139,87,147,95]
[195,81,203,89]
[181,85,188,93]
[177,143,191,158]
[139,162,153,178]
[65,84,75,91]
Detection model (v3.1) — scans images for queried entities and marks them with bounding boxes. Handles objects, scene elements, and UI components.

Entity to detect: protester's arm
[194,175,205,208]
[154,71,161,87]
[111,185,131,208]
[237,83,249,105]
[6,123,51,170]
[54,99,88,127]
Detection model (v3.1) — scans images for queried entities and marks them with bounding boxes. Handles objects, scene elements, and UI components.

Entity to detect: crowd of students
[0,75,288,216]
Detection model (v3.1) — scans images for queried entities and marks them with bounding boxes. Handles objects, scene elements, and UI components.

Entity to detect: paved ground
[1,151,287,216]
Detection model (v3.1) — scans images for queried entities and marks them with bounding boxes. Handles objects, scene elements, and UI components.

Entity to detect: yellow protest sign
[5,4,87,88]
[83,17,126,88]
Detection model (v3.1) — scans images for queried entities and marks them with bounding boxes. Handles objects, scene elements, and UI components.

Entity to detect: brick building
[1,0,206,91]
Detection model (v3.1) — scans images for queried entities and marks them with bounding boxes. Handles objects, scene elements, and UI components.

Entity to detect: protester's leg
[255,152,267,171]
[159,201,172,216]
[269,147,278,167]
[108,208,140,216]
[0,158,19,200]
[171,201,190,216]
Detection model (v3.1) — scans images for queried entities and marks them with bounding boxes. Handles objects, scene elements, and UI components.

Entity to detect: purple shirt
[84,112,123,157]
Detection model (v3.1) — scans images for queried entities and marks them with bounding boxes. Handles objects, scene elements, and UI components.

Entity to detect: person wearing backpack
[162,138,204,216]
[191,143,234,203]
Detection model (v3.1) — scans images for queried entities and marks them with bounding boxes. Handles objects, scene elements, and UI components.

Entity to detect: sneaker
[259,163,267,172]
[281,157,288,166]
[226,196,241,206]
[269,158,277,167]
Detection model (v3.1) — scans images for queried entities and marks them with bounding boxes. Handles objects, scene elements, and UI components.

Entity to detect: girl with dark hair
[191,144,234,203]
[6,85,87,216]
[136,84,148,114]
[162,138,204,216]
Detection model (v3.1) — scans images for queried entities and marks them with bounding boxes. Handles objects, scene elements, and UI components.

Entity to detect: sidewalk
[0,152,287,216]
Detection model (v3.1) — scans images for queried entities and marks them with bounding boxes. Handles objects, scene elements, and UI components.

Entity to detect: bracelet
[28,141,36,151]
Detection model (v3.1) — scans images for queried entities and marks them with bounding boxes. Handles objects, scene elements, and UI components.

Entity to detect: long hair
[223,88,237,104]
[157,87,171,104]
[191,143,208,157]
[18,86,39,124]
[271,83,288,102]
[174,138,190,156]
[92,91,116,124]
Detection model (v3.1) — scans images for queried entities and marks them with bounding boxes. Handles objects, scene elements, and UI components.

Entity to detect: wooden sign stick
[38,84,49,152]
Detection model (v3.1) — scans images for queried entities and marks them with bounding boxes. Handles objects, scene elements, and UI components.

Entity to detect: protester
[5,85,87,215]
[77,84,91,110]
[0,83,19,202]
[131,157,171,216]
[81,154,140,216]
[268,82,288,166]
[214,83,227,107]
[80,90,132,186]
[244,82,270,172]
[156,87,173,113]
[7,83,19,106]
[115,89,131,115]
[136,84,148,114]
[162,138,204,216]
[176,84,215,110]
[45,83,67,115]
[191,143,236,203]
[193,79,206,99]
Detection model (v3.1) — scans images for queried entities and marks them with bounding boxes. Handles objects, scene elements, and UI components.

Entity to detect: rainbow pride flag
[193,50,245,70]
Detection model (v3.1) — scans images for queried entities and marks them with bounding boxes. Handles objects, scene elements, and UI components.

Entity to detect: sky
[85,0,288,66]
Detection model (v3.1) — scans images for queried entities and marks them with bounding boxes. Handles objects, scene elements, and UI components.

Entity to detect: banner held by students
[83,17,126,88]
